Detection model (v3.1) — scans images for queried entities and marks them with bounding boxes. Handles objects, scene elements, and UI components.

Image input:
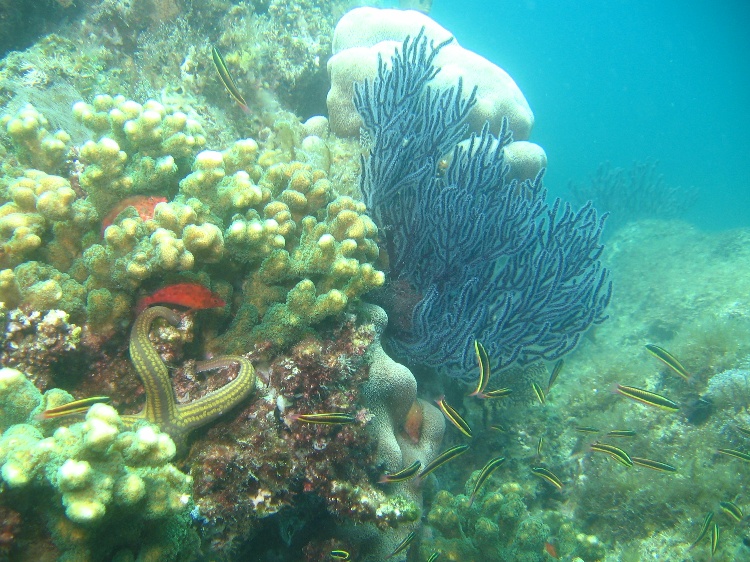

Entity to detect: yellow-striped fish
[547,359,564,392]
[469,340,491,397]
[426,553,441,562]
[574,426,600,434]
[645,343,690,381]
[211,46,250,113]
[386,531,415,559]
[606,429,636,438]
[419,444,469,478]
[615,384,679,411]
[531,466,563,490]
[719,501,743,522]
[532,382,546,405]
[590,442,633,467]
[330,550,350,560]
[736,425,750,438]
[290,412,356,425]
[688,511,713,550]
[711,522,719,555]
[379,460,422,484]
[468,456,506,506]
[717,448,750,462]
[37,396,111,420]
[481,387,512,399]
[537,436,544,458]
[435,396,472,438]
[630,456,677,473]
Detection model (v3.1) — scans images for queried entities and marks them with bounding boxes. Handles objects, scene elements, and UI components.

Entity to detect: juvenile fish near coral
[615,384,679,411]
[606,429,636,438]
[547,359,564,392]
[37,396,111,420]
[590,442,633,467]
[711,522,719,556]
[630,456,677,473]
[101,195,167,235]
[688,511,713,550]
[330,550,350,560]
[469,340,490,397]
[426,552,441,562]
[212,45,250,113]
[645,343,691,381]
[532,382,546,405]
[717,448,750,462]
[386,531,415,559]
[435,396,472,438]
[379,460,421,483]
[290,412,356,425]
[575,426,600,434]
[719,500,743,522]
[136,282,226,313]
[531,466,563,490]
[468,455,506,506]
[481,387,512,399]
[419,444,469,478]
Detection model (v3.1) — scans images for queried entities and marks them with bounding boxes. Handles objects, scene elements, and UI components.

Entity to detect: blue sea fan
[355,30,611,379]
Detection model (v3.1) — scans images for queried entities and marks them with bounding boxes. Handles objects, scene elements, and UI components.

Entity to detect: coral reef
[327,7,546,183]
[356,32,610,378]
[0,304,82,390]
[184,304,438,560]
[0,95,383,346]
[0,367,196,560]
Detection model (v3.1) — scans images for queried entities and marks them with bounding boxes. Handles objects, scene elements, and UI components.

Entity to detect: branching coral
[0,96,383,344]
[356,32,611,378]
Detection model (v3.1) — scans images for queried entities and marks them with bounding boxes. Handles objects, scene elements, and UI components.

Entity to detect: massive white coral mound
[327,7,546,182]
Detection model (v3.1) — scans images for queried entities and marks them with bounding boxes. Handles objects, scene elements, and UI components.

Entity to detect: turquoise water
[430,0,750,231]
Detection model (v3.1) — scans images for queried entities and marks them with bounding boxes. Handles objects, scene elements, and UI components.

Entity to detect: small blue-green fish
[330,550,350,560]
[717,448,750,462]
[469,340,491,397]
[490,424,506,432]
[290,412,356,425]
[606,429,636,438]
[688,511,714,550]
[615,384,679,411]
[574,426,600,434]
[379,460,421,484]
[719,501,743,522]
[736,425,750,438]
[645,343,690,381]
[547,359,564,392]
[590,442,633,467]
[711,522,719,556]
[419,444,469,478]
[211,46,250,113]
[537,436,544,458]
[435,396,472,438]
[386,531,415,559]
[532,382,546,405]
[531,466,563,490]
[426,552,441,562]
[630,456,677,473]
[468,456,506,506]
[37,396,111,420]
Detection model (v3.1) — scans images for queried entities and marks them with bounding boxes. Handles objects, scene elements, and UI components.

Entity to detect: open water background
[425,0,750,231]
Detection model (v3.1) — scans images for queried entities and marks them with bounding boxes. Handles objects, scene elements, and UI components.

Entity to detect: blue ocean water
[425,0,750,231]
